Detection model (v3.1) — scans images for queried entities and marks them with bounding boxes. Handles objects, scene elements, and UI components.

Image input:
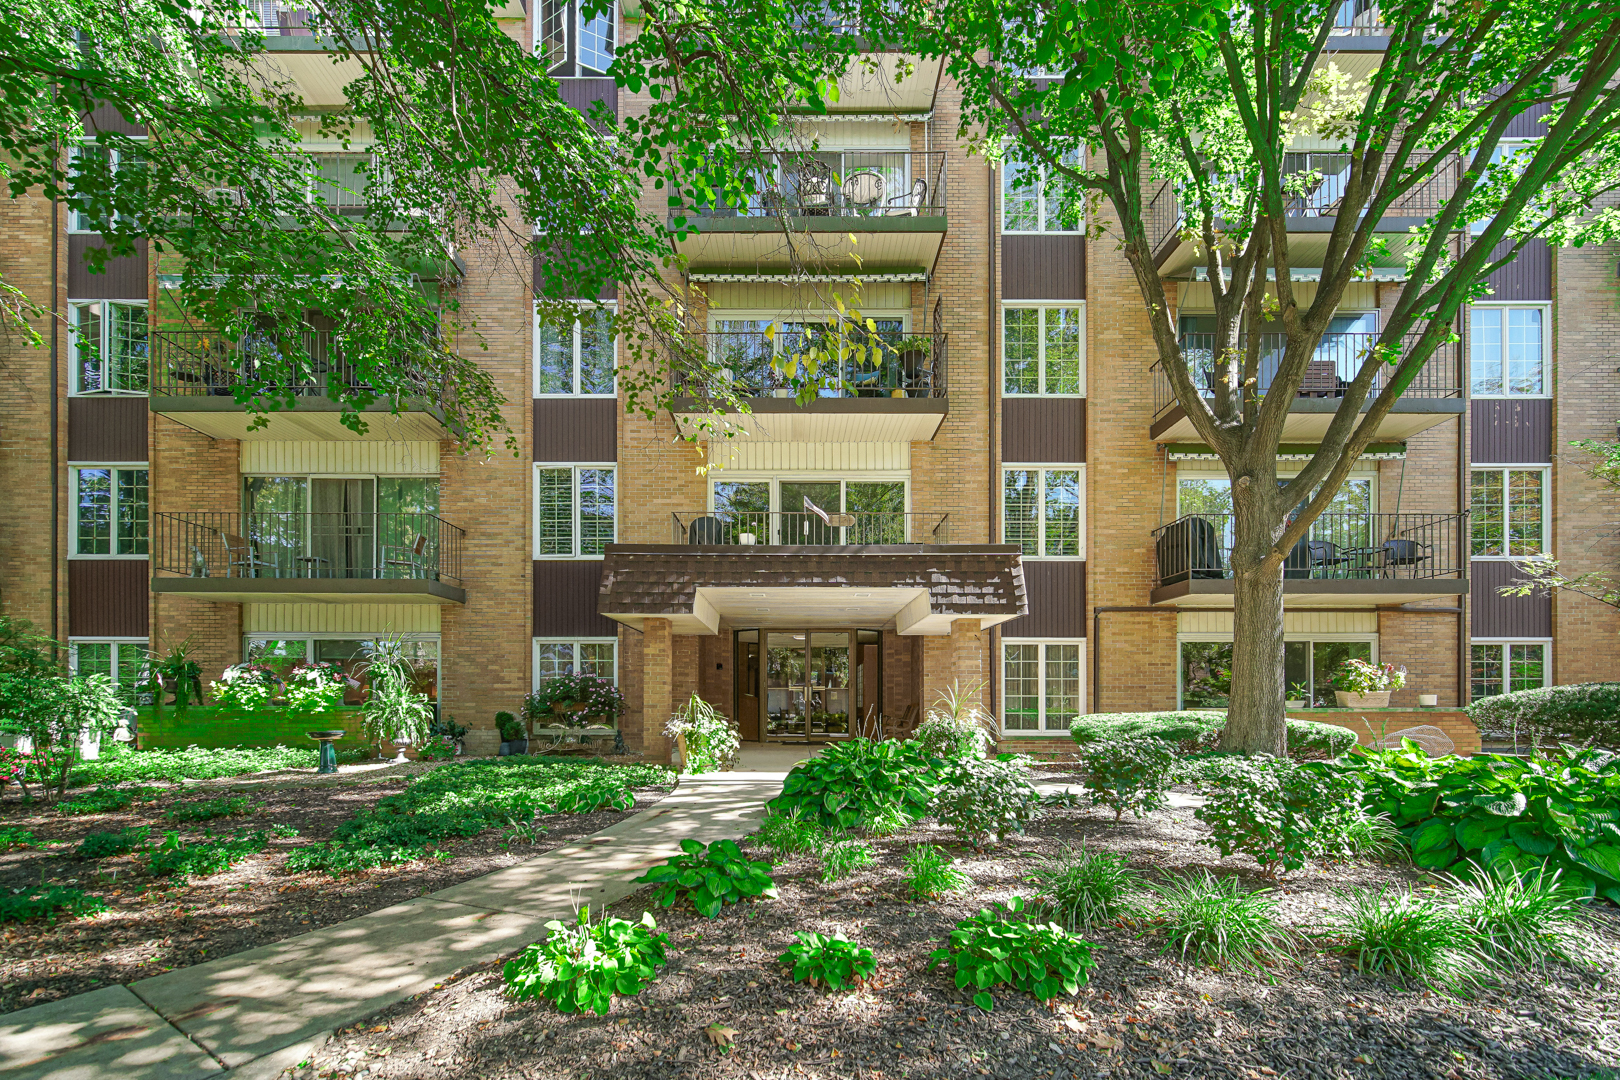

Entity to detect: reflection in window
[1470,307,1544,396]
[1470,469,1544,557]
[1002,641,1081,731]
[1181,638,1372,708]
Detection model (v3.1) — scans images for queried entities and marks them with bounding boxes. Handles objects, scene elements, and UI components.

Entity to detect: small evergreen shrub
[76,826,151,859]
[495,711,524,742]
[503,907,668,1014]
[0,827,37,852]
[930,757,1042,848]
[1082,737,1176,822]
[665,693,741,773]
[755,808,829,860]
[0,886,107,924]
[1149,871,1295,974]
[1194,755,1358,878]
[146,829,269,879]
[632,838,778,918]
[927,897,1097,1012]
[1028,844,1142,931]
[1466,682,1620,749]
[819,838,875,883]
[779,931,876,991]
[167,795,253,822]
[1329,887,1486,992]
[900,843,973,900]
[767,738,937,832]
[1069,711,1357,760]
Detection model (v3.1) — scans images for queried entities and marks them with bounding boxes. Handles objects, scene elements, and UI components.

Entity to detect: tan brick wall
[1292,708,1482,757]
[641,617,672,763]
[1378,609,1461,708]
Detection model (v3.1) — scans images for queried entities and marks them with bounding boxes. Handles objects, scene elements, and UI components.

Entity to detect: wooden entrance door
[735,632,761,741]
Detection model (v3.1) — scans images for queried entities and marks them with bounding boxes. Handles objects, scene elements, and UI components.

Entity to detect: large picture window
[1470,468,1546,558]
[1003,305,1084,395]
[1001,148,1082,233]
[1469,306,1546,397]
[1470,641,1548,700]
[1002,640,1083,731]
[245,636,440,706]
[70,301,148,395]
[536,303,616,395]
[535,465,616,557]
[68,142,145,233]
[533,639,618,686]
[72,465,148,556]
[1180,637,1374,709]
[1003,467,1083,558]
[708,476,909,544]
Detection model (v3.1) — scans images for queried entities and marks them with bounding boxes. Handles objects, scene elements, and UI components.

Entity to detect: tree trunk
[1220,480,1288,757]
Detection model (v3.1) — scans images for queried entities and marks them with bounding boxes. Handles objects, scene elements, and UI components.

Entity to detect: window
[1470,641,1548,700]
[578,3,615,74]
[1470,468,1546,557]
[1180,637,1374,709]
[306,151,376,208]
[72,466,148,556]
[70,301,148,394]
[536,304,616,395]
[535,465,616,557]
[535,0,614,74]
[708,476,909,543]
[68,142,145,233]
[70,639,148,685]
[1001,148,1082,232]
[1002,641,1083,731]
[533,639,618,686]
[1469,307,1545,396]
[1003,467,1083,557]
[1003,305,1083,395]
[245,636,440,706]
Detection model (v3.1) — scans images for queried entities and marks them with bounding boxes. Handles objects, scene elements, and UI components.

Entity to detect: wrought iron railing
[676,328,947,399]
[150,329,439,399]
[153,512,464,587]
[1150,330,1462,419]
[687,151,947,218]
[1329,0,1390,35]
[670,510,951,546]
[1152,511,1467,588]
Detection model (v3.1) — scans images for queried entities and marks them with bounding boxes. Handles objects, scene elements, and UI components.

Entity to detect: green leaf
[973,991,995,1012]
[1508,821,1558,855]
[1455,816,1507,851]
[1410,818,1455,854]
[1473,791,1529,817]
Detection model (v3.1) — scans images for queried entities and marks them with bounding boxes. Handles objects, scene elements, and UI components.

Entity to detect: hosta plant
[1082,736,1176,822]
[927,897,1097,1012]
[779,931,877,991]
[632,838,777,918]
[930,757,1042,848]
[767,738,938,832]
[503,907,669,1014]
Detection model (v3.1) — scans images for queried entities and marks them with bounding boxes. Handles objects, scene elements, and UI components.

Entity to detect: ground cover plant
[1081,736,1176,822]
[0,826,36,851]
[1027,843,1141,931]
[1329,886,1487,994]
[929,756,1042,847]
[75,826,151,859]
[927,896,1097,1011]
[55,786,165,815]
[778,930,876,991]
[147,829,273,879]
[0,886,107,925]
[900,842,973,900]
[65,744,367,787]
[767,737,938,831]
[167,795,254,822]
[1149,871,1295,975]
[818,837,875,883]
[502,908,669,1015]
[633,838,777,917]
[1444,862,1593,969]
[1069,711,1358,760]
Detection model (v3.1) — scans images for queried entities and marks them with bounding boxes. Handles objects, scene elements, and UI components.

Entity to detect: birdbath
[307,730,346,774]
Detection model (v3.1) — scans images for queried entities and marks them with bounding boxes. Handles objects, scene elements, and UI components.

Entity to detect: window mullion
[573,467,583,557]
[574,318,584,395]
[1036,470,1047,557]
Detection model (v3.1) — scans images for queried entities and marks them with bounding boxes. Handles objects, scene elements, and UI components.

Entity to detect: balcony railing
[1152,512,1467,588]
[676,328,947,399]
[150,329,438,399]
[671,510,952,546]
[1151,331,1461,420]
[1329,0,1390,35]
[687,151,947,219]
[153,512,464,587]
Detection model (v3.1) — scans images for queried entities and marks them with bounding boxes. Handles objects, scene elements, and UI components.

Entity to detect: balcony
[150,330,449,442]
[671,326,948,442]
[1150,511,1468,608]
[1149,331,1463,443]
[670,151,948,273]
[150,512,466,605]
[670,510,952,546]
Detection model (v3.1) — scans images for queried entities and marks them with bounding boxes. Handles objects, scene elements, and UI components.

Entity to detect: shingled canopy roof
[597,544,1028,634]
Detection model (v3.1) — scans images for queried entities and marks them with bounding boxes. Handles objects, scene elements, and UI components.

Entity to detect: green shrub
[1329,887,1486,993]
[495,711,523,742]
[1444,862,1591,968]
[1466,682,1620,750]
[910,710,988,761]
[819,838,875,883]
[76,826,151,859]
[1149,871,1295,974]
[55,785,164,815]
[779,931,876,991]
[664,693,740,774]
[1082,737,1176,822]
[900,843,973,900]
[755,808,829,859]
[0,886,107,924]
[168,795,253,822]
[927,897,1097,1012]
[146,829,269,879]
[930,757,1041,848]
[767,738,938,832]
[502,907,668,1015]
[633,838,777,918]
[1027,844,1142,932]
[1069,711,1357,760]
[1194,756,1358,878]
[0,827,36,852]
[68,744,365,787]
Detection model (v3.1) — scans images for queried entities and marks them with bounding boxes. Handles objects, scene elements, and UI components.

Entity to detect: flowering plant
[1330,659,1407,695]
[210,663,279,711]
[526,672,627,727]
[284,662,346,714]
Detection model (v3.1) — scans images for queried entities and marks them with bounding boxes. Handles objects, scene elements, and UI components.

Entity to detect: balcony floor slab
[1150,579,1467,608]
[150,578,466,605]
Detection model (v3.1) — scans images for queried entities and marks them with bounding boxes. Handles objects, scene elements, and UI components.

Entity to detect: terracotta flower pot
[1335,690,1391,709]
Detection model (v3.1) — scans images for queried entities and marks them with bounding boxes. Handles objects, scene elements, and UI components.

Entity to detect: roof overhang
[1167,442,1409,461]
[1151,397,1463,443]
[1150,579,1467,608]
[150,396,448,441]
[671,396,947,443]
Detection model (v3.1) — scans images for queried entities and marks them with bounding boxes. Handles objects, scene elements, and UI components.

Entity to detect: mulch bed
[290,772,1619,1080]
[0,760,668,1014]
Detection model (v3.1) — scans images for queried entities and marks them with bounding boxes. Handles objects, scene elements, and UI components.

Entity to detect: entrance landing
[733,741,821,773]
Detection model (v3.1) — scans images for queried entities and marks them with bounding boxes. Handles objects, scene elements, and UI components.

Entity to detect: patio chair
[686,516,726,544]
[1307,539,1362,578]
[1284,538,1313,579]
[1380,538,1431,575]
[222,533,276,578]
[885,177,928,216]
[383,533,430,577]
[841,171,886,211]
[797,161,835,214]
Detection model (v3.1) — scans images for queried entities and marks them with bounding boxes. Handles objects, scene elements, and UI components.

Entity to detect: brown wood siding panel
[999,561,1086,638]
[1471,560,1551,638]
[557,78,618,118]
[1481,239,1550,302]
[83,102,146,137]
[1000,235,1086,300]
[68,397,149,462]
[534,398,617,461]
[1002,397,1085,463]
[69,559,150,637]
[534,561,618,636]
[1506,103,1552,138]
[68,237,148,300]
[1470,398,1551,464]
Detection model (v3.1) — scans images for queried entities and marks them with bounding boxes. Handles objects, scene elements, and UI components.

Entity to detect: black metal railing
[1153,511,1467,588]
[677,328,947,399]
[671,510,951,545]
[1151,331,1462,419]
[1330,0,1389,35]
[687,151,947,219]
[153,512,464,587]
[150,329,439,399]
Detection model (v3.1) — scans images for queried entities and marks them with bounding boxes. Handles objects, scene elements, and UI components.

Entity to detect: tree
[1501,439,1620,609]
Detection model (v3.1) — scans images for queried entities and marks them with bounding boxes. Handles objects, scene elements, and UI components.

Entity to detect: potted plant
[362,662,434,763]
[888,333,933,396]
[497,711,526,755]
[1285,681,1310,710]
[210,662,278,711]
[527,673,626,729]
[283,662,345,714]
[1330,659,1406,709]
[429,714,468,756]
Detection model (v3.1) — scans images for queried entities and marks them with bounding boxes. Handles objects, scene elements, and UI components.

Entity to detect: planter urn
[498,741,511,756]
[1335,690,1392,709]
[508,738,529,756]
[1285,699,1306,710]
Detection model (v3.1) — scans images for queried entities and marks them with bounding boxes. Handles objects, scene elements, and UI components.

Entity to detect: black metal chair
[1380,538,1432,576]
[1284,538,1313,579]
[1307,539,1362,578]
[687,516,726,544]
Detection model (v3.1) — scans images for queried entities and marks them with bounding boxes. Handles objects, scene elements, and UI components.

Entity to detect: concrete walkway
[0,772,784,1080]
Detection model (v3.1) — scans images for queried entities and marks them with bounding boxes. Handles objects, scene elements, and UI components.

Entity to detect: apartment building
[1,6,1614,759]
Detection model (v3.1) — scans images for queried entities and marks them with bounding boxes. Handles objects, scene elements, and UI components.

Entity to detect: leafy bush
[76,826,151,859]
[1333,744,1620,901]
[900,843,973,900]
[1466,682,1620,751]
[767,738,938,832]
[168,795,253,822]
[1444,862,1591,968]
[910,690,990,761]
[927,897,1097,1012]
[282,662,346,713]
[1329,887,1486,993]
[0,827,37,852]
[1148,871,1295,974]
[1068,711,1357,761]
[1194,756,1359,878]
[147,829,269,879]
[68,744,360,786]
[1028,844,1142,931]
[56,785,164,815]
[632,838,778,918]
[754,808,829,860]
[665,693,740,774]
[930,757,1041,848]
[779,931,876,991]
[0,886,107,924]
[820,838,875,883]
[503,907,668,1014]
[1082,737,1176,822]
[210,663,278,711]
[1,670,123,799]
[495,711,524,742]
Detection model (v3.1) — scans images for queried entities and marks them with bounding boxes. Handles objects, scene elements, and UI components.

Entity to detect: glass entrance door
[760,628,878,740]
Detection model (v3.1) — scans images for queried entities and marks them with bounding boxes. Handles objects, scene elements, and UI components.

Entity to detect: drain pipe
[987,161,999,723]
[50,176,61,645]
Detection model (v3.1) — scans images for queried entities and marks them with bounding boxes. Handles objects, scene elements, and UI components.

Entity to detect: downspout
[1457,321,1470,707]
[987,162,998,723]
[50,171,61,645]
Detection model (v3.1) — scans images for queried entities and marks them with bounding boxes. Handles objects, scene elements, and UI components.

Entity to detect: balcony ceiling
[671,217,945,274]
[1150,397,1463,443]
[248,40,370,109]
[151,578,466,605]
[820,53,943,114]
[1151,579,1467,609]
[1157,218,1429,278]
[150,396,448,442]
[671,396,947,443]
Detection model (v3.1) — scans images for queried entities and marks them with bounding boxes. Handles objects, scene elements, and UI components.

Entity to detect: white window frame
[1467,303,1550,399]
[708,472,913,539]
[534,463,617,559]
[69,299,149,396]
[68,140,147,234]
[1469,139,1535,236]
[1469,465,1550,560]
[69,463,149,559]
[532,637,620,690]
[1000,148,1084,234]
[1176,632,1379,710]
[535,301,618,397]
[1001,464,1085,560]
[69,638,149,684]
[1001,303,1086,397]
[576,0,617,75]
[1000,638,1086,734]
[1468,638,1552,701]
